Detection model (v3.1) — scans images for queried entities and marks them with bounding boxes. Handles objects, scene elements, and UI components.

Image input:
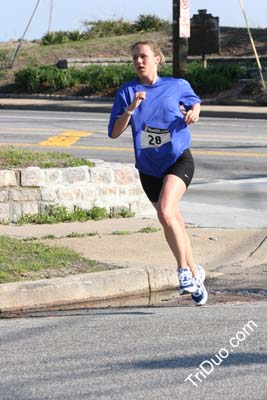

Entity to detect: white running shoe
[178,267,198,295]
[191,265,208,306]
[196,264,205,283]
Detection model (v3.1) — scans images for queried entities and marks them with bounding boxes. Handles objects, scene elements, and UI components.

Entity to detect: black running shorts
[139,148,195,203]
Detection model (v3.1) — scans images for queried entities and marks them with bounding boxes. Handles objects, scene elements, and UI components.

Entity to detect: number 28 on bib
[141,126,171,149]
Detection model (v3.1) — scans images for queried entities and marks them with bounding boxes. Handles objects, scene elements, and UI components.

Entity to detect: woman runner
[108,40,208,305]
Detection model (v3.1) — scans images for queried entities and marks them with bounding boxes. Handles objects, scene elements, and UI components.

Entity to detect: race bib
[141,126,171,149]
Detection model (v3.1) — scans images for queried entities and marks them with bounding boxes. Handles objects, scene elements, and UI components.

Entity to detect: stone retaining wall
[0,162,153,223]
[56,56,267,69]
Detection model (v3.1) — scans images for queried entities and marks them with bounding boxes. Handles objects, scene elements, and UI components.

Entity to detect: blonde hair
[131,40,165,65]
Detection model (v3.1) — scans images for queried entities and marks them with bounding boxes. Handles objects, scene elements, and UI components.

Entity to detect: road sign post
[173,0,190,77]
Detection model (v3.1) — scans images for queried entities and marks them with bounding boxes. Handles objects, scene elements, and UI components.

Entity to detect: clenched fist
[130,91,147,110]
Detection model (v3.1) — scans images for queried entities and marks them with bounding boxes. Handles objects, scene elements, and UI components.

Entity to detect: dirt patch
[202,79,267,105]
[219,27,267,56]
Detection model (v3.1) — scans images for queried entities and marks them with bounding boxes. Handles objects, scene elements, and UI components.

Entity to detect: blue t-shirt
[108,76,200,178]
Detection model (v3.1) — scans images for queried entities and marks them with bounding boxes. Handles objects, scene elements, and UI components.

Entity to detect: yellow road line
[39,130,92,147]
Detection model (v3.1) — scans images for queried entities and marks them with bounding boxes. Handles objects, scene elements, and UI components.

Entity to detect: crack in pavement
[248,235,267,258]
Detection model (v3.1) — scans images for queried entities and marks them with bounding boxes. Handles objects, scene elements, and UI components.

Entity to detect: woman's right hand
[129,91,146,111]
[111,92,146,139]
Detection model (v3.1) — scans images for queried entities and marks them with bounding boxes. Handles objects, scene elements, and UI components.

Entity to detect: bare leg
[153,174,197,277]
[174,208,196,273]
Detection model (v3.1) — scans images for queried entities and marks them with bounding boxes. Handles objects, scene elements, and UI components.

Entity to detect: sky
[0,0,266,42]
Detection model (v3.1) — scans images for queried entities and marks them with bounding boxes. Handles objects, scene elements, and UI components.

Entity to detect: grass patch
[66,232,98,238]
[110,207,135,219]
[0,235,113,283]
[41,234,56,240]
[3,32,170,73]
[111,230,132,235]
[138,226,161,233]
[17,205,135,225]
[17,205,109,224]
[22,236,40,241]
[0,146,94,169]
[22,232,99,240]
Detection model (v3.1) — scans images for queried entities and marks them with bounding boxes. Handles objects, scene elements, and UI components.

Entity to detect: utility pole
[172,0,189,77]
[10,0,41,68]
[48,0,54,33]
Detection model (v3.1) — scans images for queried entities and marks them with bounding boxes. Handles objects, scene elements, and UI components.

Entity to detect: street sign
[180,0,189,12]
[179,0,190,37]
[179,17,190,37]
[189,9,220,55]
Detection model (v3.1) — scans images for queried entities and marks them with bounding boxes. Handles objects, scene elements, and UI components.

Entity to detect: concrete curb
[0,97,267,119]
[199,109,267,120]
[0,265,178,313]
[0,100,112,114]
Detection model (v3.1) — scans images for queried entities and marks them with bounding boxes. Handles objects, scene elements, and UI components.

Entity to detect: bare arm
[110,91,146,139]
[184,102,201,125]
[111,109,132,139]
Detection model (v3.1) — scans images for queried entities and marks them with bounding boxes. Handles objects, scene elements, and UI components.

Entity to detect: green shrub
[41,31,68,45]
[38,14,171,45]
[88,207,108,221]
[15,67,41,92]
[83,18,135,38]
[67,64,136,92]
[14,64,135,93]
[84,64,136,92]
[14,62,249,95]
[134,14,169,32]
[41,30,84,45]
[67,30,85,42]
[183,61,249,94]
[41,32,58,45]
[15,65,78,92]
[83,15,169,37]
[116,208,135,218]
[123,61,246,94]
[158,64,173,77]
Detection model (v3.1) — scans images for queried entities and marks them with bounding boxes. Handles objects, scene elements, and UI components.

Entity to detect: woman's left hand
[185,109,199,125]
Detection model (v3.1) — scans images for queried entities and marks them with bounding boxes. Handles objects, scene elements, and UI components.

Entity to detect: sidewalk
[0,96,267,119]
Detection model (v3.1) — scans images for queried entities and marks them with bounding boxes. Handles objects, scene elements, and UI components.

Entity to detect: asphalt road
[0,109,266,182]
[0,302,266,400]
